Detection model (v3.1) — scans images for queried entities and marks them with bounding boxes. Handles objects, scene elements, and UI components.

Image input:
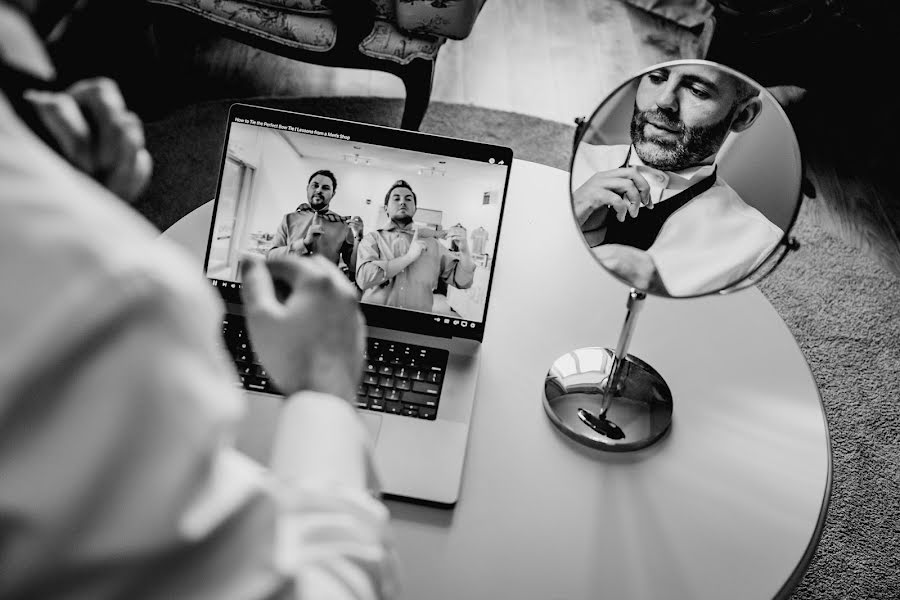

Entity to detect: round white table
[164,159,830,600]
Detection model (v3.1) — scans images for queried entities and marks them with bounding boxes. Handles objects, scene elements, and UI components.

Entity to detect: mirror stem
[600,288,646,415]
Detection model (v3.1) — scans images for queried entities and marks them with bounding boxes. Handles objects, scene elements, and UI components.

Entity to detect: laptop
[202,103,513,507]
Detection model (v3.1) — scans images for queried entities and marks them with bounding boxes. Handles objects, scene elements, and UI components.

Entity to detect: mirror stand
[543,289,673,451]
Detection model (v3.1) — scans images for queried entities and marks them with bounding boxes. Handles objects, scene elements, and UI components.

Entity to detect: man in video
[356,180,474,312]
[572,64,783,296]
[267,169,364,279]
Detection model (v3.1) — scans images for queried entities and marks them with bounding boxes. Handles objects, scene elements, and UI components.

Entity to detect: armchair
[144,0,487,130]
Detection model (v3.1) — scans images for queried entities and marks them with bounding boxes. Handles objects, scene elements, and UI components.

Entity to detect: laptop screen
[203,104,512,341]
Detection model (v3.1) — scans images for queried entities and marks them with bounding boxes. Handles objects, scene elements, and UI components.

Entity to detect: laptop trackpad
[375,416,468,505]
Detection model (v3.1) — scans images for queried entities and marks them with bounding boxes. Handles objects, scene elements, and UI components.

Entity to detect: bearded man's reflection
[572,65,782,296]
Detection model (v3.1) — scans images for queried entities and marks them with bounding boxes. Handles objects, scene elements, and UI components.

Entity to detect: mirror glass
[570,60,802,298]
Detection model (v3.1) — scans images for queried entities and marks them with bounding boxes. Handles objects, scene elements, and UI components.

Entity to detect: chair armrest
[380,0,488,40]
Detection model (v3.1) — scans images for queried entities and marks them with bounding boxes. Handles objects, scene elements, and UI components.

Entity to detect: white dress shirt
[0,83,397,599]
[572,143,784,296]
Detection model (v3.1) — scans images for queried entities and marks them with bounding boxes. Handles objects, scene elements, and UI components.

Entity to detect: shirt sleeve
[0,261,396,600]
[355,233,389,291]
[267,215,294,260]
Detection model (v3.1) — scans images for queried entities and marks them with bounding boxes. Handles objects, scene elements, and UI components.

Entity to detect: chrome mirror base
[543,348,673,452]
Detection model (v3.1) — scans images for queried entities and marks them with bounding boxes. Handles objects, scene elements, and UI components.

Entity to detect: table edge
[775,379,833,599]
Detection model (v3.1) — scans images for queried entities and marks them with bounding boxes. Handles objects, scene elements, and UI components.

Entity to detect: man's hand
[447,225,469,254]
[405,227,427,261]
[239,255,365,401]
[348,216,364,240]
[24,77,152,203]
[300,212,325,253]
[593,244,667,295]
[573,167,653,226]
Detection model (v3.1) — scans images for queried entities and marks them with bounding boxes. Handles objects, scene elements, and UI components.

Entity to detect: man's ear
[730,96,763,133]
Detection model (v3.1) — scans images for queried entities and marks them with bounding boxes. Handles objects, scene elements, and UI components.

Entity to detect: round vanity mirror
[544,60,803,451]
[571,59,801,298]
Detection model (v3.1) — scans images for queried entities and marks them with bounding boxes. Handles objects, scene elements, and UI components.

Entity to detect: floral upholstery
[255,0,332,14]
[147,0,338,52]
[359,19,444,65]
[395,0,485,40]
[145,0,484,61]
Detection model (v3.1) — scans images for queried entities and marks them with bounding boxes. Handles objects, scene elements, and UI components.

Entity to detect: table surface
[163,159,831,600]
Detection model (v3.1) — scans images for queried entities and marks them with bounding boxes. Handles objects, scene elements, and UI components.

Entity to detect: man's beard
[309,194,327,210]
[393,215,414,226]
[630,104,734,171]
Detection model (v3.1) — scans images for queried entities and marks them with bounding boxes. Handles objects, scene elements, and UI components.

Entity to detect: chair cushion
[147,0,337,52]
[358,19,444,65]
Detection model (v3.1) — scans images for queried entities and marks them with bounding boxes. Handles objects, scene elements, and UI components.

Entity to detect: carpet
[142,97,900,599]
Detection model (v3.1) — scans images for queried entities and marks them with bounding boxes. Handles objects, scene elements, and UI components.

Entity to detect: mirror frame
[568,59,804,299]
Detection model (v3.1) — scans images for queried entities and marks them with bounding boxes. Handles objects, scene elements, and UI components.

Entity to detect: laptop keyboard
[359,339,446,420]
[221,314,446,420]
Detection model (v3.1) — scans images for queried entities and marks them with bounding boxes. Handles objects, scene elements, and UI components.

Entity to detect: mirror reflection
[571,60,802,298]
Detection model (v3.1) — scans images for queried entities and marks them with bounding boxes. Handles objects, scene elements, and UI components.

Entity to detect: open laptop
[202,103,512,507]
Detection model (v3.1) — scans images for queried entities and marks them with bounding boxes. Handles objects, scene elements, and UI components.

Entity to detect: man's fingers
[69,77,126,112]
[68,79,118,169]
[600,168,652,206]
[23,90,93,172]
[240,255,282,315]
[588,185,636,222]
[627,199,640,218]
[68,78,125,168]
[602,176,646,208]
[601,177,644,213]
[266,255,343,296]
[25,79,151,203]
[104,147,153,203]
[265,257,307,290]
[70,79,145,179]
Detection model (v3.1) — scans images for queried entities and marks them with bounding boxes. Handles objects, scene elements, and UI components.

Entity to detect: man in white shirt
[572,64,783,296]
[0,2,397,599]
[356,180,475,312]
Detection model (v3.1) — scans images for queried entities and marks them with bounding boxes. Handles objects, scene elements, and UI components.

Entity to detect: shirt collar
[378,220,416,233]
[628,145,716,195]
